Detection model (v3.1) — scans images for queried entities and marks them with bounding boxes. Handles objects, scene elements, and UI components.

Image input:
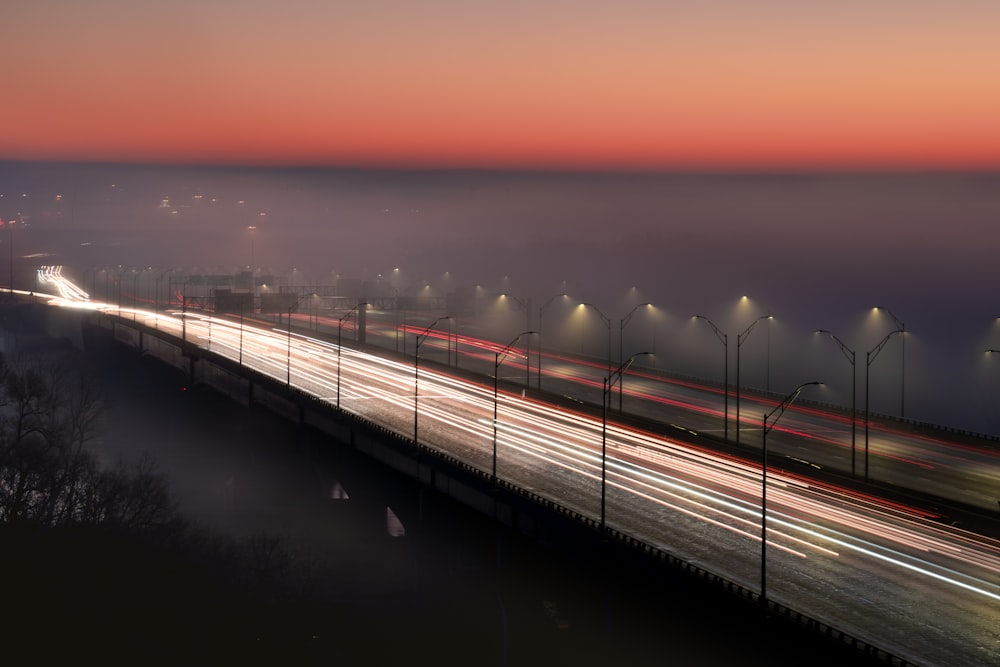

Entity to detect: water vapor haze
[3,162,999,433]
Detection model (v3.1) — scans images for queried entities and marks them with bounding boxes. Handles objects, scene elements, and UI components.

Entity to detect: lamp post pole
[337,301,368,409]
[247,225,256,272]
[876,307,906,418]
[865,329,903,481]
[582,302,612,380]
[602,352,653,529]
[619,303,652,413]
[284,293,312,387]
[695,315,729,443]
[131,269,138,321]
[286,304,293,386]
[761,381,822,606]
[493,331,537,484]
[394,293,401,353]
[238,302,244,366]
[8,219,13,294]
[206,294,212,350]
[537,293,568,391]
[736,315,772,446]
[181,282,187,343]
[449,317,457,368]
[501,295,532,386]
[414,316,453,445]
[116,267,122,316]
[816,329,857,477]
[154,270,170,330]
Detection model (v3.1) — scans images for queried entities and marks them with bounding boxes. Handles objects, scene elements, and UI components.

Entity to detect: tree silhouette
[0,353,181,533]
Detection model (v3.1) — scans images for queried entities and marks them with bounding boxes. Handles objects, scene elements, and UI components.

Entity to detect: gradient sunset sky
[4,1,1000,169]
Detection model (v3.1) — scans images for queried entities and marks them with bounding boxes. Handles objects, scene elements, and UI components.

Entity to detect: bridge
[17,270,1000,667]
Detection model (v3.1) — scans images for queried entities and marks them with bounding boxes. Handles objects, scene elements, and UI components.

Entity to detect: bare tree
[0,353,180,534]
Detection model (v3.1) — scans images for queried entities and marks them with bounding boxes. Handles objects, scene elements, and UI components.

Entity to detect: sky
[4,0,1000,169]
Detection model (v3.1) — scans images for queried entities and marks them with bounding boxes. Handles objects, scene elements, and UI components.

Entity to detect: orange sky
[4,1,999,169]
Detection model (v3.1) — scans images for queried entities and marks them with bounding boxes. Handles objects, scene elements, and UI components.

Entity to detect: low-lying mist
[4,161,999,434]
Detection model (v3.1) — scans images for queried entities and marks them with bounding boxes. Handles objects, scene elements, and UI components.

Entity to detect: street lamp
[206,295,213,350]
[131,269,138,321]
[393,292,403,353]
[537,293,569,391]
[6,218,20,295]
[247,225,257,271]
[602,352,653,529]
[865,329,903,481]
[501,294,532,386]
[816,329,857,477]
[181,282,187,343]
[238,300,244,366]
[581,302,612,379]
[7,219,13,294]
[168,276,189,343]
[337,301,368,409]
[286,303,294,386]
[736,315,773,446]
[761,380,822,606]
[619,303,652,412]
[154,269,171,330]
[875,307,906,418]
[414,316,453,445]
[493,331,537,483]
[741,297,773,390]
[448,316,457,368]
[285,293,314,387]
[695,315,729,442]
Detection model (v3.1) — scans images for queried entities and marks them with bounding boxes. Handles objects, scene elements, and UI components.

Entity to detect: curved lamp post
[695,315,729,443]
[238,301,244,366]
[7,219,14,293]
[865,329,903,481]
[247,224,257,272]
[337,301,368,408]
[619,303,652,412]
[876,307,906,418]
[130,269,139,321]
[537,293,569,391]
[736,315,772,446]
[581,302,612,380]
[602,351,653,529]
[154,269,171,331]
[285,293,318,387]
[493,331,537,483]
[168,277,189,343]
[286,304,293,386]
[816,330,857,477]
[448,316,457,368]
[501,294,532,386]
[761,380,822,606]
[414,316,453,445]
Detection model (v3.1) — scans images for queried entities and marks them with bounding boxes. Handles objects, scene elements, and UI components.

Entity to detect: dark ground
[3,319,898,666]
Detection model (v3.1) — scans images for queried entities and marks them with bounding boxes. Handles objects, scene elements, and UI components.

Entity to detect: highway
[36,267,1000,666]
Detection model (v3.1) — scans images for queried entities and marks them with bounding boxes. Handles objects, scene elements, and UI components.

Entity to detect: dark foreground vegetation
[0,338,322,662]
[0,305,894,666]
